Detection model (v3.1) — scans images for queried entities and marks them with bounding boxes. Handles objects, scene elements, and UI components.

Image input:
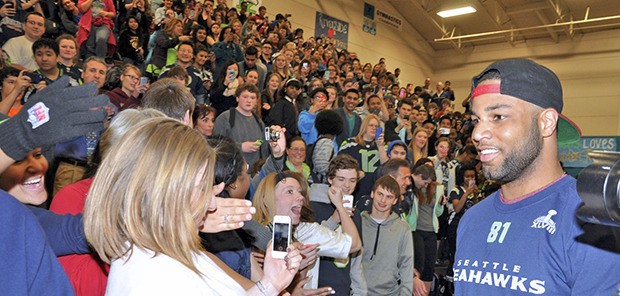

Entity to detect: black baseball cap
[471,58,581,145]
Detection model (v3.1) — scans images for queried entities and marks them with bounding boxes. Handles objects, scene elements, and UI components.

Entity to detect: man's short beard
[482,115,543,183]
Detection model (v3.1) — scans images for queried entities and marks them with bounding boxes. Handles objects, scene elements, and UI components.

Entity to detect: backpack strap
[228,107,236,129]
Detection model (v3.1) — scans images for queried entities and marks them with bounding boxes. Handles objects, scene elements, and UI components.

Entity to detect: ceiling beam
[545,0,574,39]
[476,0,517,46]
[535,9,559,42]
[434,13,620,43]
[505,2,548,15]
[400,0,463,50]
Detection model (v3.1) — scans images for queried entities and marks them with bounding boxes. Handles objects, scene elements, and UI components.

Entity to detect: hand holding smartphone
[272,215,292,259]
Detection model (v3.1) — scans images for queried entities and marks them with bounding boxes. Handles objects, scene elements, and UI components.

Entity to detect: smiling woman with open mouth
[0,147,48,205]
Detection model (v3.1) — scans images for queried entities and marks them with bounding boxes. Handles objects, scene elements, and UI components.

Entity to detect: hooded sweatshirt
[361,211,414,296]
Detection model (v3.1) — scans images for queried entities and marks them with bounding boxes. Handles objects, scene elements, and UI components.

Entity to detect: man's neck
[370,210,390,220]
[500,157,564,201]
[344,108,354,115]
[41,68,59,80]
[58,58,73,66]
[176,61,191,68]
[235,106,253,117]
[24,34,38,42]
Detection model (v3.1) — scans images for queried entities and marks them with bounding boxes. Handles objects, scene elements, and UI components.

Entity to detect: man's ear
[539,108,559,138]
[183,110,192,127]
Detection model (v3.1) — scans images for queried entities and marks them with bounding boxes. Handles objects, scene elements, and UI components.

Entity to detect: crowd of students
[2,0,618,295]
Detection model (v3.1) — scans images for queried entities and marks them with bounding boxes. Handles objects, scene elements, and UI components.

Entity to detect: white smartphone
[272,215,292,259]
[342,194,353,208]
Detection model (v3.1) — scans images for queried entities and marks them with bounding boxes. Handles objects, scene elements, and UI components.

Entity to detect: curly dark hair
[315,109,343,136]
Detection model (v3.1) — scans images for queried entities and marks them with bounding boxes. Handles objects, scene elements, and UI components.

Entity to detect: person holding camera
[0,66,44,116]
[213,83,267,168]
[384,98,415,145]
[445,164,479,283]
[298,87,329,145]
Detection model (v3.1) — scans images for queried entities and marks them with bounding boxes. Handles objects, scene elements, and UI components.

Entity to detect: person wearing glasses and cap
[454,59,620,295]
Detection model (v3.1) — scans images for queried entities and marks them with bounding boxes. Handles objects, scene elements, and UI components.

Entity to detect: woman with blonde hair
[339,114,388,175]
[84,118,301,295]
[271,52,291,82]
[252,171,361,292]
[409,127,429,165]
[51,108,165,296]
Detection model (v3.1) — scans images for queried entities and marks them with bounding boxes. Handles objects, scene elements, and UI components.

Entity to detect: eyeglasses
[124,74,139,81]
[289,147,306,153]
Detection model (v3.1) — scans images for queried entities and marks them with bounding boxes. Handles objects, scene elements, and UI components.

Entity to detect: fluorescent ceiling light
[437,6,477,18]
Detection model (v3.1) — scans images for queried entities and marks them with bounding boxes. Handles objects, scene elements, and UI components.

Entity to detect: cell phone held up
[375,126,383,140]
[272,215,291,259]
[342,195,354,208]
[227,69,236,81]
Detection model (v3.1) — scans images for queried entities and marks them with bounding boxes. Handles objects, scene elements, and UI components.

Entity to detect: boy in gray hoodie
[361,175,414,295]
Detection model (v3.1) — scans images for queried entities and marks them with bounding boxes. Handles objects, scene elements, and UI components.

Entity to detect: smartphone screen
[302,62,308,70]
[375,126,383,139]
[140,77,149,85]
[272,216,291,258]
[342,195,353,208]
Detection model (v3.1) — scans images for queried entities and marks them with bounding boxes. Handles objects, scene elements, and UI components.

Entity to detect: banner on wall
[232,0,262,15]
[376,9,403,31]
[315,12,349,50]
[559,136,619,168]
